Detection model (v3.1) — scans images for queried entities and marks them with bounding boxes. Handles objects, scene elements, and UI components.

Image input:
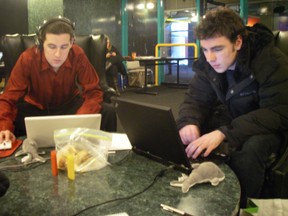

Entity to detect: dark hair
[195,7,247,43]
[38,17,75,44]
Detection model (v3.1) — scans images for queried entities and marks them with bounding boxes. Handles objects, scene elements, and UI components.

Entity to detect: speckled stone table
[0,150,240,216]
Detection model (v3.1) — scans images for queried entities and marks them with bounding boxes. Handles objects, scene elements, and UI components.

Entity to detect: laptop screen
[25,114,102,148]
[115,98,192,174]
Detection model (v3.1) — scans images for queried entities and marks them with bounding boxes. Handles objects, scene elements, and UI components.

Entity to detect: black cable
[72,166,174,216]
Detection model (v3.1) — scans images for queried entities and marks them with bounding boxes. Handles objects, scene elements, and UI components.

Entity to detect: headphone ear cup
[35,26,43,49]
[35,36,41,48]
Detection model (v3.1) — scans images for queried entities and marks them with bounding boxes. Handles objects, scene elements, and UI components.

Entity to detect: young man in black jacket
[176,7,288,207]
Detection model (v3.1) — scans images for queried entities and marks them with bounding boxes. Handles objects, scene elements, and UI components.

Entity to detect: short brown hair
[195,7,247,43]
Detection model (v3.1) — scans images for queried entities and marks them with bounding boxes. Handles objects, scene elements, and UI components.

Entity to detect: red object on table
[50,150,58,176]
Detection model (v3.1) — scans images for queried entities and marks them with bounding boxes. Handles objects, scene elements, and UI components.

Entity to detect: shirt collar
[228,62,236,71]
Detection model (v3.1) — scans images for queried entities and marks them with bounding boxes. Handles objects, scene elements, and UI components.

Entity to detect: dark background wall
[28,0,63,34]
[63,0,122,52]
[127,0,157,56]
[0,0,157,56]
[0,0,28,36]
[63,0,158,56]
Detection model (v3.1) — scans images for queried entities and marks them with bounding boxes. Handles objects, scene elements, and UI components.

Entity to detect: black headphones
[36,16,75,48]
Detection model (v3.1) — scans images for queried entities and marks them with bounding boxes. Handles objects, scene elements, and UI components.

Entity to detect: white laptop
[24,114,102,148]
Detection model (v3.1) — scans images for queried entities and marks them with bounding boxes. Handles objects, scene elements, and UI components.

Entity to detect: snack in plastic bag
[54,128,112,172]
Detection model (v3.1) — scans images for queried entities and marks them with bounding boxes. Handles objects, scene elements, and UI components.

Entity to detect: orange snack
[50,150,58,176]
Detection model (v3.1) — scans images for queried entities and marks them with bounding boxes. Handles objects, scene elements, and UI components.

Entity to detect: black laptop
[114,98,192,174]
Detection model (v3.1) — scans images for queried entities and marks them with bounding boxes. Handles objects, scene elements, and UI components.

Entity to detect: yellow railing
[154,43,198,85]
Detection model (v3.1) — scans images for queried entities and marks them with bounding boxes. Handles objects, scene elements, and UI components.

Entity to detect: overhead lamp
[126,3,134,10]
[146,2,154,9]
[259,6,268,15]
[136,2,155,10]
[136,3,145,10]
[191,15,198,22]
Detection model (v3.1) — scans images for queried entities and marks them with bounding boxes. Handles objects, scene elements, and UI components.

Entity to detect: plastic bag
[54,128,112,172]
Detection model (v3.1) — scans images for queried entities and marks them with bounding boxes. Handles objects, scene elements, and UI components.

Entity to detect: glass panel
[163,0,288,85]
[163,9,197,85]
[222,0,288,31]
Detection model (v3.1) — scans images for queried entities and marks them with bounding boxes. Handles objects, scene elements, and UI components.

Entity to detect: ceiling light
[136,3,145,10]
[126,4,134,10]
[191,15,198,22]
[146,2,154,9]
[260,7,268,15]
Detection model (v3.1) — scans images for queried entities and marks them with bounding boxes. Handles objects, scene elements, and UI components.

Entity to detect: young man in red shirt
[0,16,116,144]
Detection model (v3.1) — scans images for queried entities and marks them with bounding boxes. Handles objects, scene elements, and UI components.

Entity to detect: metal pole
[121,0,128,56]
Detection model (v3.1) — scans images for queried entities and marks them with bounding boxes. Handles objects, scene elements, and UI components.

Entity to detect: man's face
[200,35,242,73]
[43,33,73,72]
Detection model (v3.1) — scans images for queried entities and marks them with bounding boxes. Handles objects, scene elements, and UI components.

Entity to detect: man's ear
[235,35,243,51]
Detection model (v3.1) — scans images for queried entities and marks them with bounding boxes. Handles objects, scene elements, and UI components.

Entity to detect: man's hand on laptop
[185,130,225,159]
[0,130,16,144]
[179,124,200,145]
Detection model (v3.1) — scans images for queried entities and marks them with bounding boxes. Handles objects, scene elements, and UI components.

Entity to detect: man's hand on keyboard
[0,130,16,150]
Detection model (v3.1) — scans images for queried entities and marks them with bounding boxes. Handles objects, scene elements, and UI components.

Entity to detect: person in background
[0,16,117,145]
[176,7,288,208]
[104,35,127,96]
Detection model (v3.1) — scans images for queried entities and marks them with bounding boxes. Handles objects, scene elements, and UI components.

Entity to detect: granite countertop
[0,150,240,216]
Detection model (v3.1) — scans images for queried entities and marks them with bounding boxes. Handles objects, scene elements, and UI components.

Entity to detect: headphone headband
[38,16,75,33]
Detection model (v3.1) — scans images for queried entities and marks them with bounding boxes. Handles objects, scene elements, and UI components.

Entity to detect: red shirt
[0,45,103,132]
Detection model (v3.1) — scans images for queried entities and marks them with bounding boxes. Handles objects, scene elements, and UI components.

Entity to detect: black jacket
[176,24,288,147]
